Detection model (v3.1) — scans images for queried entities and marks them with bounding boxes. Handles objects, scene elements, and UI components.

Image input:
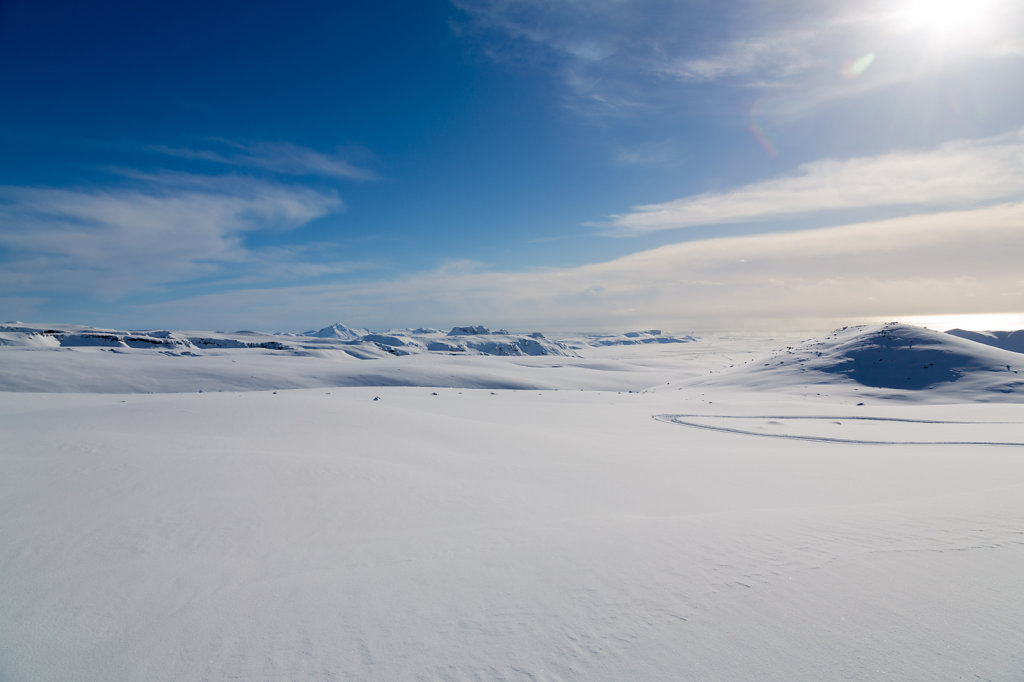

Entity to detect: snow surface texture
[2,322,1024,680]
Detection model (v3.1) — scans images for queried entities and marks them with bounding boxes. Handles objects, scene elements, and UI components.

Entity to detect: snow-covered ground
[2,323,1023,680]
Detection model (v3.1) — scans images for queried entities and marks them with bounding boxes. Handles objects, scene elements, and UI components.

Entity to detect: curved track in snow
[653,414,1024,447]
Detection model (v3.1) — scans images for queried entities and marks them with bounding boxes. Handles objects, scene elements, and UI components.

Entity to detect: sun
[897,0,994,39]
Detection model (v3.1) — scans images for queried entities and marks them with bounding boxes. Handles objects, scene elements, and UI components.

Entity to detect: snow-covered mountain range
[2,320,1022,399]
[0,321,706,393]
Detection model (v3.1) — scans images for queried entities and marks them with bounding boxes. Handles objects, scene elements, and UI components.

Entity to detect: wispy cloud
[658,22,824,84]
[127,202,1024,332]
[451,0,706,113]
[594,129,1024,235]
[0,173,342,298]
[149,140,379,181]
[614,140,680,166]
[452,0,1024,116]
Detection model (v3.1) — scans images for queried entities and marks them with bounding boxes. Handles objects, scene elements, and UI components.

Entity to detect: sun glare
[897,0,994,39]
[893,313,1024,332]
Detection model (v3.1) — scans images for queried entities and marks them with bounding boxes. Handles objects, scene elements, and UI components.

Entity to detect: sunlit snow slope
[691,323,1024,401]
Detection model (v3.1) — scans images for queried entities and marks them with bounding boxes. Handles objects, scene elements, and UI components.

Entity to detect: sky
[2,0,1024,333]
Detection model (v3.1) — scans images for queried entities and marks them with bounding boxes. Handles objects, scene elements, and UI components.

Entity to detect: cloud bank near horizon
[104,202,1024,332]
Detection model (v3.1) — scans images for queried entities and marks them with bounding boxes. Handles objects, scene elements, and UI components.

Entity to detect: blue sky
[2,0,1024,332]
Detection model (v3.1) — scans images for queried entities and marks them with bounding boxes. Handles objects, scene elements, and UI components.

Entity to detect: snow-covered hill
[946,328,1024,354]
[693,323,1024,401]
[301,322,368,340]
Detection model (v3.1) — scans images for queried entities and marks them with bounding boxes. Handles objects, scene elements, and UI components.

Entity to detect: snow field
[2,386,1024,680]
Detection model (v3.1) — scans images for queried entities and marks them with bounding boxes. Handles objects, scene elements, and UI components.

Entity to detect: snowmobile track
[653,414,1024,447]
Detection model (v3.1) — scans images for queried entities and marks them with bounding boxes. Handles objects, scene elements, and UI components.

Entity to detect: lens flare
[841,52,876,79]
[749,101,778,158]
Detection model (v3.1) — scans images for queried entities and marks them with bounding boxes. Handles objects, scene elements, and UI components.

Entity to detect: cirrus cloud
[148,140,380,181]
[594,129,1024,235]
[452,0,1024,117]
[0,173,342,298]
